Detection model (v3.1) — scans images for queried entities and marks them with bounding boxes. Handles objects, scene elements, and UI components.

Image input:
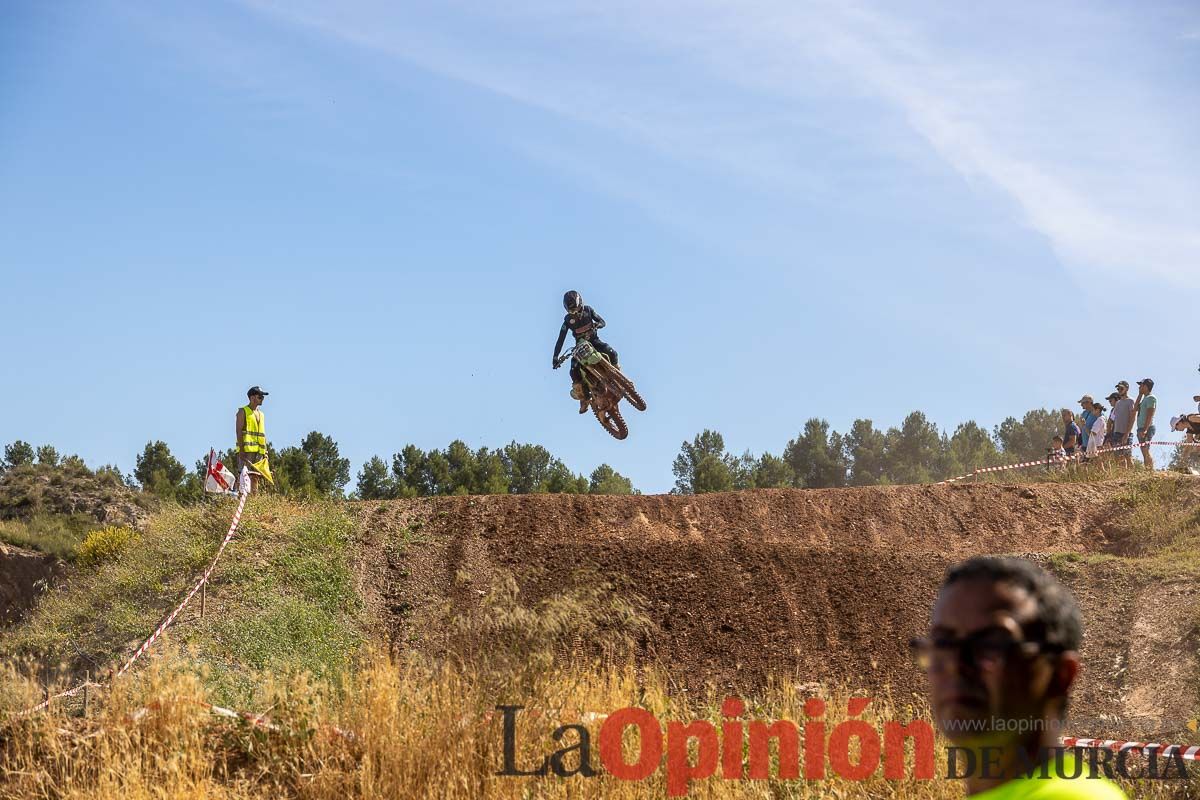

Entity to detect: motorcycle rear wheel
[593,406,628,440]
[599,362,646,412]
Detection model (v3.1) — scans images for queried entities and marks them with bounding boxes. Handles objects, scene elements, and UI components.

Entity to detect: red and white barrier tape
[1062,737,1200,762]
[201,700,354,739]
[11,679,102,718]
[200,700,279,731]
[8,478,359,743]
[938,440,1200,485]
[9,474,250,719]
[116,487,249,677]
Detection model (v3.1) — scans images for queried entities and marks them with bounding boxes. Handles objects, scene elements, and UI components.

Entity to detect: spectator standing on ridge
[1111,381,1136,466]
[1086,403,1107,461]
[912,556,1127,799]
[1077,395,1095,460]
[1060,409,1081,459]
[1103,393,1119,451]
[1050,436,1067,468]
[1134,378,1157,469]
[1172,413,1200,436]
[236,386,269,494]
[1172,413,1200,475]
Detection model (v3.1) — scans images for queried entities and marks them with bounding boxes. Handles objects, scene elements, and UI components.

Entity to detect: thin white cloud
[784,2,1200,286]
[239,0,1200,287]
[239,0,843,197]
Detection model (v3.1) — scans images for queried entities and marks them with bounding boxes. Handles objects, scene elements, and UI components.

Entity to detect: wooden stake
[200,581,206,618]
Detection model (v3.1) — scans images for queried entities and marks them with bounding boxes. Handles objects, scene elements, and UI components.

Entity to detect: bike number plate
[577,342,603,365]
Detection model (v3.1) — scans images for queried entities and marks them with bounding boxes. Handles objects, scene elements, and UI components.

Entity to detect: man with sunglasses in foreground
[912,556,1127,798]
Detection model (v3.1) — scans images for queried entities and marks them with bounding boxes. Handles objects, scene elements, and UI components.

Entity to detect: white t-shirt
[1087,416,1106,456]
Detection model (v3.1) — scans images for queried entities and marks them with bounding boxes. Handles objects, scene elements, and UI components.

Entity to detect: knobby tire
[594,406,628,440]
[603,362,647,412]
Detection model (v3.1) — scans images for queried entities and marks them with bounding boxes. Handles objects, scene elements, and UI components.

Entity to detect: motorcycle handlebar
[554,344,584,369]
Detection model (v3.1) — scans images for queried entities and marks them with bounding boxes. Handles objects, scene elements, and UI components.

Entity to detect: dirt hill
[353,478,1200,741]
[0,463,150,528]
[0,463,149,627]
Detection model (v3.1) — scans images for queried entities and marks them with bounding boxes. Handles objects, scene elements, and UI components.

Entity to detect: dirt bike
[554,340,646,440]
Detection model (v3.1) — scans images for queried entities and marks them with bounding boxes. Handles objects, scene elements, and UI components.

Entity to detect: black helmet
[563,290,583,313]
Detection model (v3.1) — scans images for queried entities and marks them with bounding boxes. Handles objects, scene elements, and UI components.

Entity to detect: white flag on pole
[204,449,237,494]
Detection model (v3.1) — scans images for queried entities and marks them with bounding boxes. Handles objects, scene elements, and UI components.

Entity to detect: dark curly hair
[942,556,1082,651]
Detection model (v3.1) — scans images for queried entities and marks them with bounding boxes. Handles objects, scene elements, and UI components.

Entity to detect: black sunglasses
[909,627,1064,672]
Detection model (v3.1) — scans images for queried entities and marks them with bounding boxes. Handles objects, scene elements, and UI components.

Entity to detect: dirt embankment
[0,544,61,627]
[353,479,1200,739]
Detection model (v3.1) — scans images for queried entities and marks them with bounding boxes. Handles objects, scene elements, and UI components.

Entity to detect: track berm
[352,477,1200,741]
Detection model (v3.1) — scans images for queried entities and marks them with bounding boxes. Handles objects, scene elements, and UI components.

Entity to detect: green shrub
[76,525,137,567]
[0,513,95,560]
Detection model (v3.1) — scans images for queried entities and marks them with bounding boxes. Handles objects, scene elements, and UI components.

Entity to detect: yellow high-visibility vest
[241,405,266,455]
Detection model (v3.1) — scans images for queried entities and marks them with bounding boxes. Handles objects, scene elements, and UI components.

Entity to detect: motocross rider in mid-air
[552,290,619,413]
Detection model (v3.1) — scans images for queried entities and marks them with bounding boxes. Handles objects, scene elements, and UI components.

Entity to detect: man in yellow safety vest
[235,386,268,493]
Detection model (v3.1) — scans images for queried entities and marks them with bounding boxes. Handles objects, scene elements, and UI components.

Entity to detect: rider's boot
[572,382,589,414]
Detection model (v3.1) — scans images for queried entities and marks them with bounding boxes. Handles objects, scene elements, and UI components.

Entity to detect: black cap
[1136,377,1154,389]
[247,386,269,397]
[1106,392,1119,401]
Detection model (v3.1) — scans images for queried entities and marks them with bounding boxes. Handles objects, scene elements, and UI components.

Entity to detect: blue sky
[2,0,1198,493]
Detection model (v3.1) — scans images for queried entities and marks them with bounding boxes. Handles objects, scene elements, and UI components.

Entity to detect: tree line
[355,442,635,499]
[670,408,1065,493]
[0,436,636,502]
[0,405,1076,501]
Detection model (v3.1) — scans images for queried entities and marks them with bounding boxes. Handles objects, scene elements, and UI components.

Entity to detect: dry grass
[1111,477,1200,564]
[4,654,1195,799]
[0,653,948,799]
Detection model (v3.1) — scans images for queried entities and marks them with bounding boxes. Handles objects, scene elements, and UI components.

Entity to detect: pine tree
[356,456,396,500]
[589,464,635,495]
[671,430,734,494]
[300,432,351,497]
[2,441,35,472]
[134,441,186,499]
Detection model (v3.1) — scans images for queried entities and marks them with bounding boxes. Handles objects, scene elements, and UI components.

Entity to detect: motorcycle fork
[583,364,613,407]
